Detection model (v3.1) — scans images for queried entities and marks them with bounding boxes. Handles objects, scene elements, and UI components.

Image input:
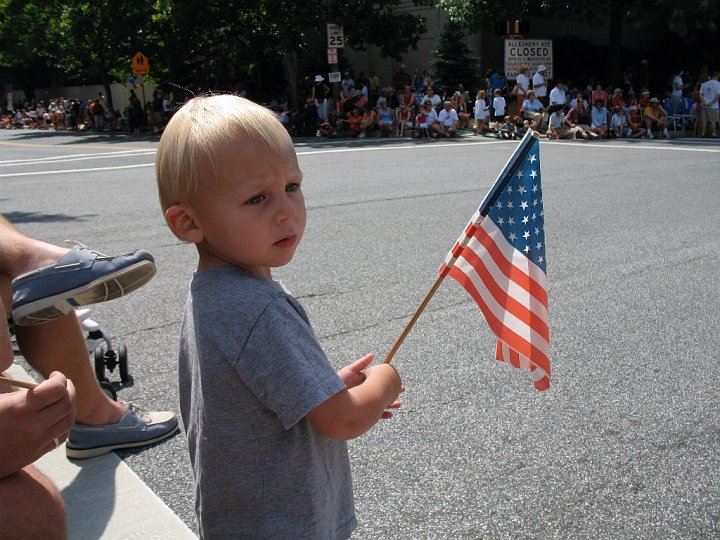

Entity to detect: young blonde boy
[156,95,403,539]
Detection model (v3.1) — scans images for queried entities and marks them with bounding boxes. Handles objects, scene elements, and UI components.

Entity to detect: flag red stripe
[447,266,551,375]
[473,225,548,308]
[458,247,549,341]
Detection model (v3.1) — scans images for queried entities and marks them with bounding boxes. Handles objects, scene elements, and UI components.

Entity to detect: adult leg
[0,465,67,540]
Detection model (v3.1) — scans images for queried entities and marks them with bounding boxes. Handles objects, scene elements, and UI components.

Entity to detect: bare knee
[0,465,67,540]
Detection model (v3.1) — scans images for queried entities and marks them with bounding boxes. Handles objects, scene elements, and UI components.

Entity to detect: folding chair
[663,98,683,130]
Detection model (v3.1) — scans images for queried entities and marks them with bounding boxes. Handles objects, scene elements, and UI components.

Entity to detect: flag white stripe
[463,235,549,321]
[454,256,550,358]
[480,219,547,290]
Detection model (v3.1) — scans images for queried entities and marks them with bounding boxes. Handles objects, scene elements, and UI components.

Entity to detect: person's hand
[364,363,404,419]
[0,371,76,478]
[337,354,373,389]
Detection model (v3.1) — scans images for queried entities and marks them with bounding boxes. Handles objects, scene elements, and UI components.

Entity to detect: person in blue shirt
[590,99,609,138]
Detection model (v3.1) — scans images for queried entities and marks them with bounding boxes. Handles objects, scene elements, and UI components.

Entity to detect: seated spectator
[359,103,379,138]
[417,100,438,137]
[491,88,506,122]
[395,104,413,137]
[345,107,363,137]
[424,86,442,111]
[643,97,670,139]
[473,89,489,134]
[318,111,339,137]
[497,115,523,140]
[548,80,567,108]
[547,106,572,139]
[434,100,459,137]
[521,90,548,132]
[455,93,471,129]
[610,88,624,108]
[609,106,627,138]
[400,86,416,109]
[1,293,76,540]
[565,105,594,139]
[376,99,394,136]
[1,215,179,460]
[590,99,609,137]
[638,88,651,109]
[626,107,647,138]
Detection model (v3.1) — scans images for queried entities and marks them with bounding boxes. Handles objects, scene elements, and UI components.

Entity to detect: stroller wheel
[100,380,117,401]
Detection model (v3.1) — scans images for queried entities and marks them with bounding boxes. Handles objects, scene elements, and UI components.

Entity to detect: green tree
[0,0,430,109]
[432,16,478,91]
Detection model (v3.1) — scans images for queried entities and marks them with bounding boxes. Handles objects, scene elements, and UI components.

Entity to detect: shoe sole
[12,260,156,326]
[66,423,179,459]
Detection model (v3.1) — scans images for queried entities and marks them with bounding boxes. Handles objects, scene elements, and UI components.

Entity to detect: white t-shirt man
[532,68,548,98]
[516,72,529,96]
[700,78,720,109]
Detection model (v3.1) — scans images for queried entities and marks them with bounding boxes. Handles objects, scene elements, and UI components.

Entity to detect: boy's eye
[286,183,301,193]
[247,194,265,205]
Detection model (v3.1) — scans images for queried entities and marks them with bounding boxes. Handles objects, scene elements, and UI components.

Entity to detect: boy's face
[189,137,305,277]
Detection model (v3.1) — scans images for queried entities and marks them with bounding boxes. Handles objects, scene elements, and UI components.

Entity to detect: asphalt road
[1,129,719,539]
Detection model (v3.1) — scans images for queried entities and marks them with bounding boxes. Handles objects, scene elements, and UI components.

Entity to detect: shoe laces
[125,402,152,423]
[65,240,109,258]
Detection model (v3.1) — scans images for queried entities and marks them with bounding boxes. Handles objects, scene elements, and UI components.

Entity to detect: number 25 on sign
[327,24,344,48]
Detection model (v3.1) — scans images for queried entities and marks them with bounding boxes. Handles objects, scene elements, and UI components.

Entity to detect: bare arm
[308,360,402,440]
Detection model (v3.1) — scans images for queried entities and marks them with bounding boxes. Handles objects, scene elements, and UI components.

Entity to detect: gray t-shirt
[179,266,356,539]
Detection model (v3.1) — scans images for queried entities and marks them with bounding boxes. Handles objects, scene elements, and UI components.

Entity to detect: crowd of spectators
[0,89,174,135]
[3,62,719,142]
[279,62,720,142]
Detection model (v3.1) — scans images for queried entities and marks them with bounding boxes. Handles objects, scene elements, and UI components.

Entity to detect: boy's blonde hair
[156,94,291,212]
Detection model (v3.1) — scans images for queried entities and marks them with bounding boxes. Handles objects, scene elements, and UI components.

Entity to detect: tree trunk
[607,1,624,85]
[103,72,113,111]
[283,47,299,111]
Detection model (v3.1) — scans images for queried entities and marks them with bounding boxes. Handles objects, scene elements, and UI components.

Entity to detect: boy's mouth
[273,234,296,248]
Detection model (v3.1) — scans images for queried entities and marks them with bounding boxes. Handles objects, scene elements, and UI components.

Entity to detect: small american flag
[439,132,550,390]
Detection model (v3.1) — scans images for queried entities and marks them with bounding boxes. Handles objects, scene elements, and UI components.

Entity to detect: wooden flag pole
[0,376,37,390]
[383,273,447,364]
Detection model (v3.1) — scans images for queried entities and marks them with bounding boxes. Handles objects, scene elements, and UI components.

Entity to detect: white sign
[328,71,341,83]
[327,47,338,64]
[504,39,553,80]
[327,23,344,48]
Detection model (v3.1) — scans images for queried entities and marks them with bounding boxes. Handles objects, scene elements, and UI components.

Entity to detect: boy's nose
[274,194,297,223]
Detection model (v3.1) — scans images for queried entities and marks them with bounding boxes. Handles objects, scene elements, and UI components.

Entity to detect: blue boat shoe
[66,402,179,459]
[11,243,156,326]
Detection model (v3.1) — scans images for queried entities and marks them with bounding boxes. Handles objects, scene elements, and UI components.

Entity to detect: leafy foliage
[432,17,478,90]
[0,0,428,107]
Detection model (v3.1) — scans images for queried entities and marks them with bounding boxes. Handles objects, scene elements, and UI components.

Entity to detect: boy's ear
[165,204,204,244]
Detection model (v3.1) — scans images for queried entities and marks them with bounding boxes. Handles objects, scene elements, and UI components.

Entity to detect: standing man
[532,64,548,106]
[697,71,720,138]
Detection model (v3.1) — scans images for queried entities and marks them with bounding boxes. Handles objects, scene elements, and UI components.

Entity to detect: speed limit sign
[327,23,344,49]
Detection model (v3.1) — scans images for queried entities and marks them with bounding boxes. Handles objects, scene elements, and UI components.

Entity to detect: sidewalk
[6,362,197,540]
